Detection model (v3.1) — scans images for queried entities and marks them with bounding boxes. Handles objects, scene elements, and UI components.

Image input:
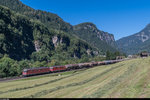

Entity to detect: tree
[106,51,111,60]
[0,55,18,77]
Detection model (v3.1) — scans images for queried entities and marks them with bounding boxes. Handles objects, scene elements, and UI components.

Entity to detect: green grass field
[0,57,150,98]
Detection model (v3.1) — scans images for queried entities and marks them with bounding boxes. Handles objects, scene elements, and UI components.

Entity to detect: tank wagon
[22,59,125,77]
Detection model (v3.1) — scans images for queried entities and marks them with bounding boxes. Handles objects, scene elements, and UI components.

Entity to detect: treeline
[106,51,126,60]
[0,51,125,78]
[0,54,106,78]
[0,50,124,78]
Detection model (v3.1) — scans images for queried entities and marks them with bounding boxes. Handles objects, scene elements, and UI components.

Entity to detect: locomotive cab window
[23,69,28,72]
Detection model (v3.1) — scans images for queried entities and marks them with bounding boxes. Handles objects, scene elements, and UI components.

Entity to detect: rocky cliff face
[73,23,117,52]
[52,36,63,48]
[34,40,42,52]
[116,24,150,55]
[135,24,150,43]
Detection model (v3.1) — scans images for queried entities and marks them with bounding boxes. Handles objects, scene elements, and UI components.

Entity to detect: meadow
[0,57,150,98]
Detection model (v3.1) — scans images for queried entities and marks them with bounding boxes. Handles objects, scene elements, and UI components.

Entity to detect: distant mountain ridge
[73,22,117,52]
[0,0,117,53]
[116,24,150,55]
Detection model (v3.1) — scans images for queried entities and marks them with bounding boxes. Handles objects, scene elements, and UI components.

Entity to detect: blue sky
[20,0,150,40]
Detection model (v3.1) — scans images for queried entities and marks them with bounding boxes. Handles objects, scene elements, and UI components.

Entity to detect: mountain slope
[116,24,150,55]
[73,23,117,52]
[0,0,117,53]
[0,0,73,32]
[0,57,150,98]
[0,5,98,61]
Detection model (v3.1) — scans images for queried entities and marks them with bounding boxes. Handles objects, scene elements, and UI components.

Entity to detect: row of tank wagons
[22,59,125,77]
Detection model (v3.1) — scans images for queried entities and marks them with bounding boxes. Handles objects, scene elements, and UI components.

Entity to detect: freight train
[22,59,126,77]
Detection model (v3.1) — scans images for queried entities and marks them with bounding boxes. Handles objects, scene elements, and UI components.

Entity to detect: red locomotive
[49,66,67,72]
[22,67,49,77]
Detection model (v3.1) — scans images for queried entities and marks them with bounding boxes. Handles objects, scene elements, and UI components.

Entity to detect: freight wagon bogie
[91,62,98,66]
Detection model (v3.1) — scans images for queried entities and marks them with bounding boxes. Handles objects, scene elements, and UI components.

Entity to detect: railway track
[0,68,88,82]
[0,76,24,82]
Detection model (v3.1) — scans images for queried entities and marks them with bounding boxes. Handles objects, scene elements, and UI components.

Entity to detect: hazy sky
[20,0,150,40]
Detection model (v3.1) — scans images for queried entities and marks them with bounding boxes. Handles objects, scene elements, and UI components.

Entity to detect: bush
[0,55,19,77]
[0,56,32,78]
